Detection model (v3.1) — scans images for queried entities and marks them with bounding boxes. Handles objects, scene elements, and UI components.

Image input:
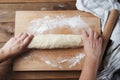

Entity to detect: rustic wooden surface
[0,0,80,80]
[0,0,75,3]
[14,10,100,71]
[0,0,119,80]
[11,71,80,80]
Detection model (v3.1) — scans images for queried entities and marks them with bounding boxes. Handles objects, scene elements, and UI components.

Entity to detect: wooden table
[0,0,119,80]
[0,0,81,80]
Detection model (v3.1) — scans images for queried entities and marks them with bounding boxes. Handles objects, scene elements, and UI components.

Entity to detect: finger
[82,30,88,42]
[14,33,23,40]
[19,33,28,41]
[15,33,23,38]
[88,28,93,38]
[96,37,102,49]
[99,37,102,44]
[94,32,99,39]
[22,34,34,47]
[82,29,88,38]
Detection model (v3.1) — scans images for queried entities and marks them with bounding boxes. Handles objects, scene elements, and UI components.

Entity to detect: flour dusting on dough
[28,16,89,34]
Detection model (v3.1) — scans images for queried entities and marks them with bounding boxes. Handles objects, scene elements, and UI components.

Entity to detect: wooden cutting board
[13,10,101,71]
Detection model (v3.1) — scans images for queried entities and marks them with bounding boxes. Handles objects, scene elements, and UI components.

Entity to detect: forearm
[0,49,12,79]
[0,49,9,63]
[79,57,99,80]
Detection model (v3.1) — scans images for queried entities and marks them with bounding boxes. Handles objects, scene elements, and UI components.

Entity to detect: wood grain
[0,2,76,11]
[13,10,101,71]
[0,1,78,80]
[0,2,76,22]
[12,71,80,79]
[0,1,101,80]
[0,0,76,3]
[0,11,15,22]
[0,22,14,42]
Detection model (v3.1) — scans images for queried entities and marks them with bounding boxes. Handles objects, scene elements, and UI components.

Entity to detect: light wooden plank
[12,79,78,80]
[0,22,14,42]
[0,0,76,3]
[13,10,101,71]
[12,71,80,79]
[0,2,76,11]
[0,2,76,22]
[0,11,15,22]
[0,22,14,43]
[0,1,79,80]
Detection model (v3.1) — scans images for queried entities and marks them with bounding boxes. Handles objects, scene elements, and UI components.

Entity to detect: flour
[57,53,85,68]
[45,60,51,65]
[24,55,31,60]
[68,53,85,68]
[28,15,89,34]
[40,53,85,69]
[23,53,85,69]
[25,15,87,69]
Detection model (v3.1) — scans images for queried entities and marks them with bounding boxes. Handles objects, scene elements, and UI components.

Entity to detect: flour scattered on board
[41,53,85,69]
[26,15,87,69]
[23,53,85,69]
[24,55,31,60]
[28,15,89,34]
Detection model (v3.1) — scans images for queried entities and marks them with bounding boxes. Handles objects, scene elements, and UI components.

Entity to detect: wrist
[0,48,6,56]
[84,56,100,67]
[0,47,10,56]
[0,49,7,62]
[0,48,10,61]
[85,55,100,62]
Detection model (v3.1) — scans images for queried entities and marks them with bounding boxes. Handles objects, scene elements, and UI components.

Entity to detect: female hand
[1,33,33,58]
[82,28,102,61]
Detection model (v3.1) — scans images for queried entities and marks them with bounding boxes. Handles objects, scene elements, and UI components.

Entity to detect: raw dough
[28,34,83,49]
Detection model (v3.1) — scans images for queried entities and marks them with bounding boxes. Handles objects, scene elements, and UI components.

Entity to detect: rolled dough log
[28,34,83,49]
